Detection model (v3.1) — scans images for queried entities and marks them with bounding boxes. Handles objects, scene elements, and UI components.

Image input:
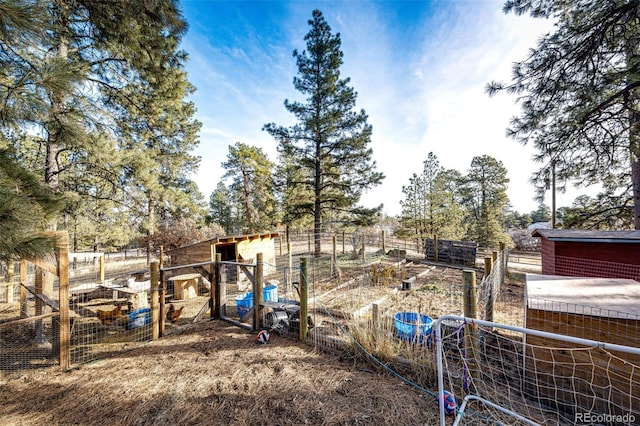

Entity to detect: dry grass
[0,320,440,426]
[0,255,527,426]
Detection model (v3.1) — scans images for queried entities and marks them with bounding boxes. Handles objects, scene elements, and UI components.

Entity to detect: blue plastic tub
[394,312,433,344]
[263,285,278,302]
[126,307,151,330]
[235,293,253,318]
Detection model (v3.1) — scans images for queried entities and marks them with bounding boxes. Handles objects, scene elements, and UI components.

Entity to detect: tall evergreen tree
[487,1,640,229]
[461,155,510,248]
[221,142,276,234]
[431,169,467,240]
[2,1,202,253]
[0,148,64,261]
[264,9,384,255]
[399,153,441,238]
[0,1,63,260]
[208,182,234,233]
[399,154,466,241]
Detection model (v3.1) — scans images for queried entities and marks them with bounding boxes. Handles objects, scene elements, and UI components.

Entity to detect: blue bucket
[235,293,253,318]
[394,312,433,344]
[126,307,151,330]
[264,285,278,302]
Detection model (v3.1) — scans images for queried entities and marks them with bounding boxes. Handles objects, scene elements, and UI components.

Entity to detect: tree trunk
[314,145,322,256]
[45,1,70,193]
[630,130,640,230]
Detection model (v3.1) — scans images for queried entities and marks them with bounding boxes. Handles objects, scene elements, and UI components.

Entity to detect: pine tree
[398,153,466,241]
[0,1,63,260]
[263,9,384,255]
[487,1,640,229]
[432,169,466,240]
[460,155,510,248]
[221,142,276,234]
[0,149,64,261]
[208,182,232,233]
[2,1,203,254]
[399,153,441,238]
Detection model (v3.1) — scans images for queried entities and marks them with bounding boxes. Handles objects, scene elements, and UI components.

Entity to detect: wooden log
[98,254,105,283]
[484,256,494,323]
[7,262,14,303]
[299,257,309,340]
[253,253,263,330]
[57,232,70,370]
[463,269,479,393]
[215,253,225,318]
[151,261,159,340]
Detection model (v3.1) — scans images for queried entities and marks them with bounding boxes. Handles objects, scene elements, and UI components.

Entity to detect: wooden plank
[240,264,255,284]
[192,299,210,323]
[525,308,640,415]
[22,283,59,311]
[0,312,59,329]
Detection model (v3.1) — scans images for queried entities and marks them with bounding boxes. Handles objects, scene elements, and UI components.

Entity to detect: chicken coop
[532,229,640,280]
[166,232,280,283]
[524,273,640,417]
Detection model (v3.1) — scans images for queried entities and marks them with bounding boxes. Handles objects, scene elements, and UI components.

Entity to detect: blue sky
[179,0,577,217]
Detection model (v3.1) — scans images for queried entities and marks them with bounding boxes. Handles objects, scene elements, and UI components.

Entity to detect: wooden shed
[166,232,280,281]
[524,273,640,417]
[532,229,640,280]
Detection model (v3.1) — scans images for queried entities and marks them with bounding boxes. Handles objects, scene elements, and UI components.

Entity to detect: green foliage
[208,182,236,233]
[530,203,551,224]
[503,208,532,229]
[263,10,384,254]
[221,142,277,234]
[398,153,466,240]
[142,217,225,251]
[560,193,633,230]
[488,0,640,228]
[0,149,64,261]
[1,0,203,254]
[460,155,511,248]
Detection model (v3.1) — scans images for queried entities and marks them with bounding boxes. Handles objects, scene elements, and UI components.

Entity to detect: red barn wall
[543,240,640,280]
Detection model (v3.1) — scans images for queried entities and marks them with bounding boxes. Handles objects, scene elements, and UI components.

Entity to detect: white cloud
[184,1,590,218]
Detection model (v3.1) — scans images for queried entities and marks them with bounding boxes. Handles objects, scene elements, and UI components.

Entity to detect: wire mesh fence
[434,315,640,425]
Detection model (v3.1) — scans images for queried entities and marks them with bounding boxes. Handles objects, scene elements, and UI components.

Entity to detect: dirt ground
[0,258,528,426]
[0,319,443,426]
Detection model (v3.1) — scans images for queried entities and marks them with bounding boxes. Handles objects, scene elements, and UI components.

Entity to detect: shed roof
[166,232,280,254]
[526,273,640,318]
[531,229,640,243]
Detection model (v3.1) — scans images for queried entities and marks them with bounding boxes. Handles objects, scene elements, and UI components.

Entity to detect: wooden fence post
[381,230,386,254]
[484,256,494,323]
[332,236,337,277]
[57,232,70,370]
[299,257,309,340]
[434,235,438,262]
[307,231,311,254]
[286,243,292,296]
[98,254,105,283]
[253,253,264,330]
[151,261,159,340]
[7,262,14,303]
[499,242,508,278]
[372,303,379,332]
[215,253,224,318]
[463,269,479,393]
[34,266,47,346]
[20,260,27,318]
[342,232,345,255]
